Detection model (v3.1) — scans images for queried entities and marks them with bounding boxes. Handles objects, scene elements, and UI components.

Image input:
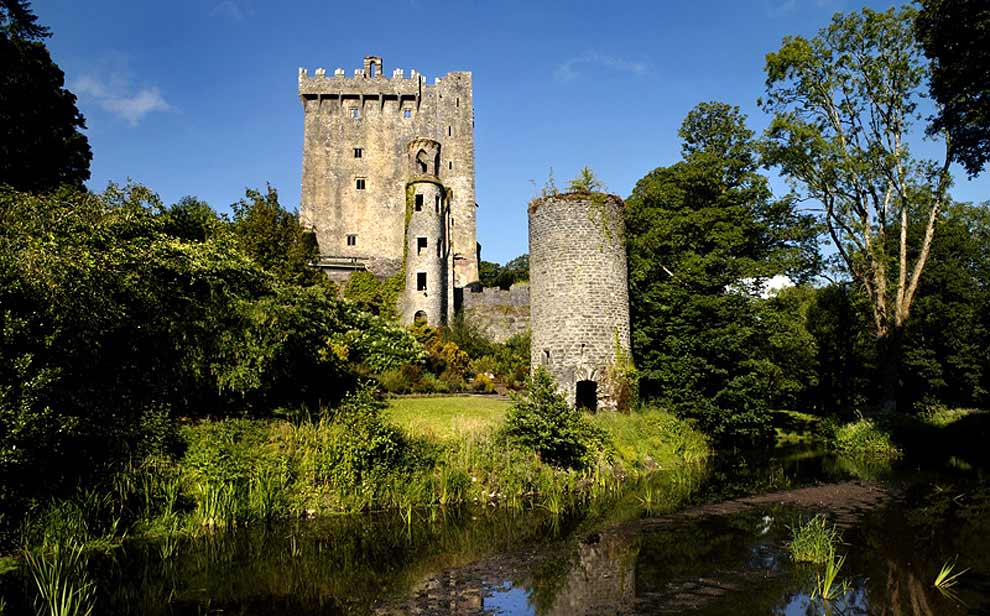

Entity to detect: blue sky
[35,0,989,265]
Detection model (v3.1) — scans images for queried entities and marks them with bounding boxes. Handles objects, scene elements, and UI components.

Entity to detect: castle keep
[298,56,479,325]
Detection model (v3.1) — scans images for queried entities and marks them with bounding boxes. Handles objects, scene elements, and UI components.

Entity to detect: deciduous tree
[760,6,957,411]
[915,0,990,178]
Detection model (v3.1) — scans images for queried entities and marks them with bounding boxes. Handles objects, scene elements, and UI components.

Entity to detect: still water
[6,445,990,614]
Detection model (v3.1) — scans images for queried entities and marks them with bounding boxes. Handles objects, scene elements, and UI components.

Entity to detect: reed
[23,543,97,616]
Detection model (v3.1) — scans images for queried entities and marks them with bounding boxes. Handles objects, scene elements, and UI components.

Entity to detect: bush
[503,368,609,469]
[827,416,902,461]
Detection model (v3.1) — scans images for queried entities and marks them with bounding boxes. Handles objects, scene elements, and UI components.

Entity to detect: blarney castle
[298,56,630,410]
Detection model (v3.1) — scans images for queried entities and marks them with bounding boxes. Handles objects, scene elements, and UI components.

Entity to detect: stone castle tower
[529,192,631,411]
[298,56,479,325]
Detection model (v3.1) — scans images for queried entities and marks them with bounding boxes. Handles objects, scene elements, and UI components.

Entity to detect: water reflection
[3,446,988,615]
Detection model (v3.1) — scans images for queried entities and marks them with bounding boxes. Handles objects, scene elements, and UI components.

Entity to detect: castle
[298,56,478,326]
[298,56,631,411]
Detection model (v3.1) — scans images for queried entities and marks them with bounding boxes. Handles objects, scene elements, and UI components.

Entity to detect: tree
[230,184,321,286]
[916,0,990,178]
[626,102,817,445]
[0,0,91,191]
[566,166,605,192]
[760,7,957,411]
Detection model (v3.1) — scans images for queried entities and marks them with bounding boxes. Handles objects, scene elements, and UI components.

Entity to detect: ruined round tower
[528,192,631,411]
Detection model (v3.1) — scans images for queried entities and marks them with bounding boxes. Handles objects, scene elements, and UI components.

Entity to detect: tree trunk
[878,326,903,413]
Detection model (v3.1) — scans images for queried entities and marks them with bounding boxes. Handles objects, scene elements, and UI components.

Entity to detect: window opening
[350,107,360,119]
[414,310,427,326]
[403,109,412,118]
[575,380,598,412]
[346,234,357,246]
[355,178,366,190]
[354,147,363,158]
[449,161,453,170]
[542,349,551,365]
[447,126,452,136]
[435,195,440,213]
[416,272,427,291]
[416,237,427,255]
[414,194,423,211]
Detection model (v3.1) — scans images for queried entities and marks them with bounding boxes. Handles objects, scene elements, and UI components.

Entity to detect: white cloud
[210,1,248,21]
[555,51,649,82]
[71,67,172,127]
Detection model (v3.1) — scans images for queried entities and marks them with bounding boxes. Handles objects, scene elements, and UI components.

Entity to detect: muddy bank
[376,480,891,615]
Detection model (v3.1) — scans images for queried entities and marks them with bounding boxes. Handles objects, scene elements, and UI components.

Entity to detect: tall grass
[23,543,96,616]
[788,515,841,564]
[813,548,847,601]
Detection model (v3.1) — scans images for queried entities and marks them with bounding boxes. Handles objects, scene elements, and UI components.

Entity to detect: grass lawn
[387,395,511,442]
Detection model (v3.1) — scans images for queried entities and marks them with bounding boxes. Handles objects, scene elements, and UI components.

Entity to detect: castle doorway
[575,380,597,412]
[414,310,428,326]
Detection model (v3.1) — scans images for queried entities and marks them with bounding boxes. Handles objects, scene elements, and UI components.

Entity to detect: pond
[3,444,988,615]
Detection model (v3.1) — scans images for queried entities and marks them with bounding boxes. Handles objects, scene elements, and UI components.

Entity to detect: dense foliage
[503,368,609,469]
[0,0,91,191]
[916,0,990,178]
[0,184,422,516]
[478,254,529,290]
[625,102,817,445]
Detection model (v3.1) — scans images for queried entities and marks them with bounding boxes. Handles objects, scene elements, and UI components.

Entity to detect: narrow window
[436,241,441,258]
[417,272,427,291]
[350,107,360,119]
[346,234,357,246]
[447,125,452,136]
[435,195,440,213]
[448,161,453,170]
[403,109,412,118]
[456,97,460,107]
[542,349,551,365]
[354,147,363,158]
[414,194,423,211]
[416,236,427,255]
[355,178,366,190]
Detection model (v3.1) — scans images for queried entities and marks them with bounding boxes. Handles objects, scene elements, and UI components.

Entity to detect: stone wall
[528,192,630,410]
[461,283,530,343]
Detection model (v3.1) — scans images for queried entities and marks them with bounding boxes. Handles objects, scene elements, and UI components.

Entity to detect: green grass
[590,407,709,469]
[918,407,985,429]
[387,395,511,441]
[789,514,841,564]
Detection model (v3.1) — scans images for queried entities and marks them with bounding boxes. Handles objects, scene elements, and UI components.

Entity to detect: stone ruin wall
[461,283,531,343]
[528,192,631,410]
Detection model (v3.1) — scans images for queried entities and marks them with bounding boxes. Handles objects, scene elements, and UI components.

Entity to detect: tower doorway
[575,380,597,412]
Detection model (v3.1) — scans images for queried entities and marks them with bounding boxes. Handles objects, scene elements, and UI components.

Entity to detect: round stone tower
[528,192,631,411]
[401,139,451,326]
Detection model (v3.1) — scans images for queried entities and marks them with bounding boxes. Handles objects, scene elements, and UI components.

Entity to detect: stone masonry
[461,283,531,343]
[298,56,479,325]
[529,192,631,410]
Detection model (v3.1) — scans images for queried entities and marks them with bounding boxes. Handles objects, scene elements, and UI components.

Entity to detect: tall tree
[0,0,91,191]
[626,102,817,444]
[760,6,957,411]
[915,0,990,178]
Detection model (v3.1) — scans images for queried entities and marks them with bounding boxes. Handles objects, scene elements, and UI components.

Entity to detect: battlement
[298,55,470,99]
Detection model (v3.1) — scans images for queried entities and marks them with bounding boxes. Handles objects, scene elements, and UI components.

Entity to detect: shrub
[828,416,902,461]
[503,368,609,469]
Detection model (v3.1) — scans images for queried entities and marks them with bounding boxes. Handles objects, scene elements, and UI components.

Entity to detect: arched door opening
[414,310,428,326]
[575,380,597,412]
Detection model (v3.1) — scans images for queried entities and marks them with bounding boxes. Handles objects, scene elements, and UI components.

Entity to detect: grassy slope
[387,396,510,442]
[389,396,709,471]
